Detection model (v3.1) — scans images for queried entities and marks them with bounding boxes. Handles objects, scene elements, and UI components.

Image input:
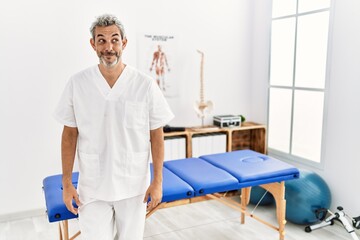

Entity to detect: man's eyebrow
[95,33,120,39]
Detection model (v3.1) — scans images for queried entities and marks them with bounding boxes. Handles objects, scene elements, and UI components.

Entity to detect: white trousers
[78,195,146,240]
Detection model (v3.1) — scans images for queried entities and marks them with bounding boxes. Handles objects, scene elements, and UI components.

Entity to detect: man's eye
[98,39,105,44]
[112,39,119,43]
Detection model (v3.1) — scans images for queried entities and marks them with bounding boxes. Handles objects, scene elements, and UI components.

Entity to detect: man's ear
[90,38,96,50]
[122,38,128,49]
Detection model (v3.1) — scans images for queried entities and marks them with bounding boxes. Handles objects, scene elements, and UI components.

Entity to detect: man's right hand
[62,184,82,215]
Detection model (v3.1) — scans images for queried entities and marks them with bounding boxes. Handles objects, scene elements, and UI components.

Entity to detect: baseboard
[0,208,46,222]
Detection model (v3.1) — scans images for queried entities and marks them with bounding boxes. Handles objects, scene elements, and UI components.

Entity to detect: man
[149,45,170,91]
[54,14,174,240]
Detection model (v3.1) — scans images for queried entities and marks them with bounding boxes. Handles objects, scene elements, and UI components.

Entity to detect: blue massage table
[43,150,299,240]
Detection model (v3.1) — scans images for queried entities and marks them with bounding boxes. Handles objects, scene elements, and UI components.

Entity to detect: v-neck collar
[94,64,131,99]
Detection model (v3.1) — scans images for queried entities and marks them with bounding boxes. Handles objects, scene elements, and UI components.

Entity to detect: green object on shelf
[239,115,246,123]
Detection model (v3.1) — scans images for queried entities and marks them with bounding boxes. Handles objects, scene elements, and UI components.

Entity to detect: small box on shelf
[213,115,241,128]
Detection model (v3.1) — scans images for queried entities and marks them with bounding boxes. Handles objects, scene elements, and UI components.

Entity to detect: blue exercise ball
[250,186,275,205]
[285,169,331,225]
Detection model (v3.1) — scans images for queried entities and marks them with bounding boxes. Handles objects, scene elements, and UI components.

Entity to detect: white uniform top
[54,65,174,201]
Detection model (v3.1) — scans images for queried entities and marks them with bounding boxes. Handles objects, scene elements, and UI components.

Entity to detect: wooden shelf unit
[164,122,266,158]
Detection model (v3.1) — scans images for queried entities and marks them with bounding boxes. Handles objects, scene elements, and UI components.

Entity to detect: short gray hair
[90,14,126,40]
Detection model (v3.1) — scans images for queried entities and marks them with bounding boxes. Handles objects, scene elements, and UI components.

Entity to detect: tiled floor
[0,199,358,240]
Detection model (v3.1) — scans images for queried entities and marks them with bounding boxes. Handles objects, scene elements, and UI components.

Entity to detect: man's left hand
[143,181,162,211]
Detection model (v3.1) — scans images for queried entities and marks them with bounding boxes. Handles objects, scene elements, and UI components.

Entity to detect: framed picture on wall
[137,33,179,97]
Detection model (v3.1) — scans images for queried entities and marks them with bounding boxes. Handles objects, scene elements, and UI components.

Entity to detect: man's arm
[143,127,164,211]
[61,126,81,214]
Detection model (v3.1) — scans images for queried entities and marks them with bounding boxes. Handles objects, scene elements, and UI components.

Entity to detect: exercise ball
[285,169,331,225]
[250,186,275,205]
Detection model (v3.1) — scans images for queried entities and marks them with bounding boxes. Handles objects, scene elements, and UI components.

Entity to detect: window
[268,0,331,165]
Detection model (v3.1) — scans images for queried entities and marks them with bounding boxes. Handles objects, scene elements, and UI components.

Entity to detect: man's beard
[99,52,121,68]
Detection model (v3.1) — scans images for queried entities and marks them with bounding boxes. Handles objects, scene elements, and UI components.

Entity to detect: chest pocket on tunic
[125,101,147,129]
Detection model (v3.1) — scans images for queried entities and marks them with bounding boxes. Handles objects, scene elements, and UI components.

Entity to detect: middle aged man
[54,14,174,240]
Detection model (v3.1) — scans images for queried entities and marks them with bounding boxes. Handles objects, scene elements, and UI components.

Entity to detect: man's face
[90,25,127,68]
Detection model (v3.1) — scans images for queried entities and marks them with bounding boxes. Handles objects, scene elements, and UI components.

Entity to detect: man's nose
[104,41,113,51]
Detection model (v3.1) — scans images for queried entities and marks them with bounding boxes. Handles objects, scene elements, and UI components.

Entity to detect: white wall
[250,1,271,124]
[251,0,360,214]
[321,0,360,214]
[0,0,253,217]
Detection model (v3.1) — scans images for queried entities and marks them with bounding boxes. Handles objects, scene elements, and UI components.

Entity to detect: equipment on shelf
[163,125,185,133]
[305,206,360,240]
[213,115,241,128]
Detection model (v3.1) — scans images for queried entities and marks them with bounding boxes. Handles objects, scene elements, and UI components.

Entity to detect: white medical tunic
[54,65,174,201]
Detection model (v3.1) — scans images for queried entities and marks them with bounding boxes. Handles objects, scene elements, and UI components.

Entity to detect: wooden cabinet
[164,122,266,158]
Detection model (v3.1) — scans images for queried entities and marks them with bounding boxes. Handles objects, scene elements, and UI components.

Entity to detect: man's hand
[146,127,164,211]
[143,181,162,211]
[62,184,82,215]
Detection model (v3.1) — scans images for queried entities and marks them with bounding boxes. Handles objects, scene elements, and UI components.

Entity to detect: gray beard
[99,55,120,68]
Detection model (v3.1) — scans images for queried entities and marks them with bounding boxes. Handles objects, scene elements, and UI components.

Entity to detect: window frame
[267,0,334,169]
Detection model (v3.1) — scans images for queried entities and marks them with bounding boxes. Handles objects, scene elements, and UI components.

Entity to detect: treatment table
[43,150,299,240]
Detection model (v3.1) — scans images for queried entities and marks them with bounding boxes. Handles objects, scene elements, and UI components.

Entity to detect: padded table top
[164,158,239,196]
[43,151,299,223]
[43,172,79,222]
[200,150,299,187]
[150,164,194,202]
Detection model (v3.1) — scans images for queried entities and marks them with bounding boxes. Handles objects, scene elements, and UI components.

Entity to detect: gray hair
[90,14,126,40]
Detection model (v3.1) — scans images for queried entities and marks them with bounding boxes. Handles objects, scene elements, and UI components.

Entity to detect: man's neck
[98,63,125,88]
